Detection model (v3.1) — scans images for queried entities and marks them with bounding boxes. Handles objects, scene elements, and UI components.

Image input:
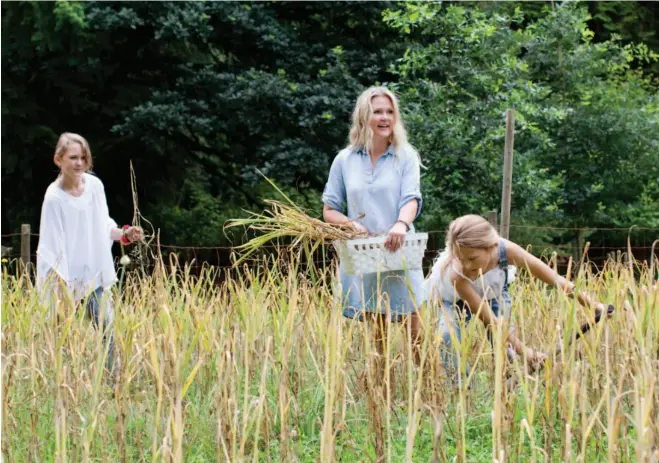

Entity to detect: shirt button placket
[365,154,374,190]
[370,156,379,191]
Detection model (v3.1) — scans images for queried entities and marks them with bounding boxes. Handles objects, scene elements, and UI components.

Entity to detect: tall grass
[1,253,657,462]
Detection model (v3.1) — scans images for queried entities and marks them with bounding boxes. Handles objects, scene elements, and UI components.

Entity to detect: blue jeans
[343,306,411,323]
[438,293,512,376]
[84,287,115,373]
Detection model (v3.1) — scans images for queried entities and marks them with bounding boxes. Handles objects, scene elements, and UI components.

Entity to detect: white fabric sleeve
[107,217,118,244]
[96,178,117,245]
[36,195,69,286]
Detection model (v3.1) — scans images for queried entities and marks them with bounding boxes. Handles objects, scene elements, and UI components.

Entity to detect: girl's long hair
[442,214,500,272]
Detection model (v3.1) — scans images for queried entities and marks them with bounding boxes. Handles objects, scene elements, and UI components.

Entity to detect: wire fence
[3,226,658,242]
[4,225,657,275]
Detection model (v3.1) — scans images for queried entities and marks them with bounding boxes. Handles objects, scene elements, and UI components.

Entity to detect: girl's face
[55,143,87,181]
[456,245,497,280]
[369,95,394,141]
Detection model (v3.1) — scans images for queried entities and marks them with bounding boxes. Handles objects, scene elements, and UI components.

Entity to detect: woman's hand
[350,220,368,236]
[384,221,407,253]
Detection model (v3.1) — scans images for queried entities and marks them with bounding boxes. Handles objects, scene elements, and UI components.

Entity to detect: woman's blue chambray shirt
[322,144,424,319]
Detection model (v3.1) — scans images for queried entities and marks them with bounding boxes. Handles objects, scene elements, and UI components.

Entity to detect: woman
[36,132,143,372]
[322,86,423,345]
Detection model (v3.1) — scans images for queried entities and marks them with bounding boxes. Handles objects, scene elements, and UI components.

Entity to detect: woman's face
[55,143,87,181]
[369,95,394,141]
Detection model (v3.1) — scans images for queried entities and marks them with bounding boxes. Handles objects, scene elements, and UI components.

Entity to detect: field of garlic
[2,255,657,463]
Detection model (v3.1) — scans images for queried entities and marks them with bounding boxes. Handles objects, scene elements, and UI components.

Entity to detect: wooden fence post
[21,223,31,270]
[487,210,498,233]
[500,109,515,240]
[576,229,584,262]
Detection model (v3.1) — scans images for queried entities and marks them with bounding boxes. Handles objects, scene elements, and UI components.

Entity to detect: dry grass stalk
[2,249,658,462]
[225,172,361,267]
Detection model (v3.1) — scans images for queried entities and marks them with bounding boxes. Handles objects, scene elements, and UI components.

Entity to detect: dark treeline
[2,1,658,264]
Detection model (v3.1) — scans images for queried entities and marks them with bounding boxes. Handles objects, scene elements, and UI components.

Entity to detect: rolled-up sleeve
[399,154,422,219]
[322,155,346,213]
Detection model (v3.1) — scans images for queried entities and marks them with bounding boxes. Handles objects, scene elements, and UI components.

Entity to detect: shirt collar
[356,144,395,157]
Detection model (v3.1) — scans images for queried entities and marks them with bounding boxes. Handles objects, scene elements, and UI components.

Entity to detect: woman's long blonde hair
[443,214,500,271]
[348,86,412,158]
[54,132,93,171]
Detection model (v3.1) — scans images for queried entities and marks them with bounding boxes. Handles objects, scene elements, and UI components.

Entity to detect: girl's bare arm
[454,277,532,357]
[506,240,606,312]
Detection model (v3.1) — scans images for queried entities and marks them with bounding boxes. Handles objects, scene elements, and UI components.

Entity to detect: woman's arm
[506,240,606,312]
[385,151,422,252]
[384,199,418,252]
[323,205,367,234]
[398,150,422,221]
[321,153,367,234]
[397,199,418,226]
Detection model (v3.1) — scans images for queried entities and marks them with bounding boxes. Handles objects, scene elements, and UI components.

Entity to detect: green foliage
[1,1,657,254]
[386,2,659,250]
[588,0,659,75]
[2,1,403,246]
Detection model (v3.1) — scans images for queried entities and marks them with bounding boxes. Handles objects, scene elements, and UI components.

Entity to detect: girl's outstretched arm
[110,226,143,243]
[454,277,544,364]
[505,240,606,313]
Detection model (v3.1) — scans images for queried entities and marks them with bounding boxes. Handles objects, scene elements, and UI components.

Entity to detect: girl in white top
[36,132,143,371]
[425,215,609,371]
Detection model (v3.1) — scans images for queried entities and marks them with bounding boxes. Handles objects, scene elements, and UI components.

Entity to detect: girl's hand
[124,226,144,244]
[595,303,614,319]
[384,221,407,253]
[525,348,547,371]
[510,336,546,370]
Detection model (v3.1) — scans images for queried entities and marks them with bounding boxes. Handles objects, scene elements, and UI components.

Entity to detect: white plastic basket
[335,233,428,276]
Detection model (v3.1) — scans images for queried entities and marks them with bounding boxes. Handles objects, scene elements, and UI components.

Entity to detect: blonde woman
[36,132,143,372]
[425,214,609,371]
[322,86,423,344]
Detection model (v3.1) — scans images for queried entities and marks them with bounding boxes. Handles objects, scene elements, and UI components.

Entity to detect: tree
[2,1,656,261]
[386,2,658,252]
[2,1,404,248]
